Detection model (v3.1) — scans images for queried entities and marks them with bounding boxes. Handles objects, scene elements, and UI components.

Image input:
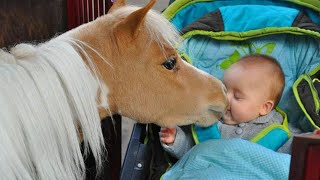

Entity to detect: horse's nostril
[209,103,226,114]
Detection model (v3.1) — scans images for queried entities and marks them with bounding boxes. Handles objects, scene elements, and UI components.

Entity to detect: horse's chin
[154,110,223,128]
[194,110,223,127]
[194,120,217,127]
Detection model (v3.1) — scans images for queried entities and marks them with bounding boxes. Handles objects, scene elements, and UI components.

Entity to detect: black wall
[0,0,67,47]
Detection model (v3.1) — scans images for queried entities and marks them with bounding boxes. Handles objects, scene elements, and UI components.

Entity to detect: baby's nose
[226,93,231,110]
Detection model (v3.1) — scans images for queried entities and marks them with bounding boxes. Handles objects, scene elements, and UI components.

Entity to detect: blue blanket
[162,139,291,180]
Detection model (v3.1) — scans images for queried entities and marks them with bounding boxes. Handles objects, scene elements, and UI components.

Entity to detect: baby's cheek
[232,101,243,112]
[233,104,249,119]
[235,112,247,122]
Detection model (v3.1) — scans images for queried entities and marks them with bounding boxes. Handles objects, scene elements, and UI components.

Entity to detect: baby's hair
[239,54,285,107]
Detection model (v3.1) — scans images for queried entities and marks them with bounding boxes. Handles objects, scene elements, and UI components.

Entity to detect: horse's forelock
[110,6,180,50]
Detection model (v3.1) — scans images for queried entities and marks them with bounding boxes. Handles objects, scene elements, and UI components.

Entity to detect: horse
[0,0,227,179]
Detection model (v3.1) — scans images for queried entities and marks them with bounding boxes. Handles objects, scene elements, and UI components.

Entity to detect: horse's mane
[0,38,107,180]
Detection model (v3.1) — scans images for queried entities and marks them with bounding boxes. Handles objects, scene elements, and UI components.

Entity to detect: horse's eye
[162,57,176,70]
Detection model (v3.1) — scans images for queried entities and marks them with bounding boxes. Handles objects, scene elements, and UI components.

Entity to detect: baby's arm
[160,126,195,159]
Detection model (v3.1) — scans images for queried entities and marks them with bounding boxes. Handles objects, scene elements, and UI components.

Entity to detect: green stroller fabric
[293,66,320,131]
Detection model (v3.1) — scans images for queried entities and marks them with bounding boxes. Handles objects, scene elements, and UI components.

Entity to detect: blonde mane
[0,38,107,180]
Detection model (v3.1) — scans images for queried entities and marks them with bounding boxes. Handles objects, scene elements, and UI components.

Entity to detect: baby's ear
[259,100,274,116]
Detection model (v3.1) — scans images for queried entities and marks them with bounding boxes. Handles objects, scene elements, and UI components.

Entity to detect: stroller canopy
[164,0,320,131]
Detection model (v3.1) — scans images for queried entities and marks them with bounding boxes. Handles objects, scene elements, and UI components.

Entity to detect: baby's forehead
[226,61,268,75]
[224,62,272,87]
[230,59,275,75]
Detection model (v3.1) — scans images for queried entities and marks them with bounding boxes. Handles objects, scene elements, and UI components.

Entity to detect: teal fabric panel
[195,123,221,143]
[171,1,229,30]
[178,34,320,129]
[256,128,289,150]
[170,0,320,31]
[162,139,291,180]
[221,5,299,32]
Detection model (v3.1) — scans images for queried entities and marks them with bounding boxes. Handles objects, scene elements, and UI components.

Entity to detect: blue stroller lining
[176,4,320,129]
[179,33,320,128]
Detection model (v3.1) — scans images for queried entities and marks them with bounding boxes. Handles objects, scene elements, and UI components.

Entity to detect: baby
[160,54,291,159]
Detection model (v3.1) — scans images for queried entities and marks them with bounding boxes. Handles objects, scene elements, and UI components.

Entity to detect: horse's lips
[208,107,224,120]
[194,109,223,127]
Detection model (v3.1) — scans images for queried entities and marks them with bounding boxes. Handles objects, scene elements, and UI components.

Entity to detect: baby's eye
[234,93,242,100]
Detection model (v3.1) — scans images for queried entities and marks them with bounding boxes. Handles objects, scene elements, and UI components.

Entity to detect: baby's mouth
[223,110,231,119]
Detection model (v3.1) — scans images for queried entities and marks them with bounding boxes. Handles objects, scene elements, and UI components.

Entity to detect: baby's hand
[159,127,177,145]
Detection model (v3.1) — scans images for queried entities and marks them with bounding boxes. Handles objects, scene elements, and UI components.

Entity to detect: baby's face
[222,64,270,125]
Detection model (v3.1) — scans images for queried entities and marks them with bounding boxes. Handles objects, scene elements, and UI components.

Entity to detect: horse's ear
[108,0,126,13]
[113,0,156,40]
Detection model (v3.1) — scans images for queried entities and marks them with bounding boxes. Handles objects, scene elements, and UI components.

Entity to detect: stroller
[121,0,320,179]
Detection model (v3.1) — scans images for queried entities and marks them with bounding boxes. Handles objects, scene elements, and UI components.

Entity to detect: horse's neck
[63,24,116,118]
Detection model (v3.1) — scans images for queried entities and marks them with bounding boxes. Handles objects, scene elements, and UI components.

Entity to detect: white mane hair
[0,37,108,180]
[110,6,180,50]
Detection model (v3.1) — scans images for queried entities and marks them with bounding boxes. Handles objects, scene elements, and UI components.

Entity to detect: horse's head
[71,0,227,127]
